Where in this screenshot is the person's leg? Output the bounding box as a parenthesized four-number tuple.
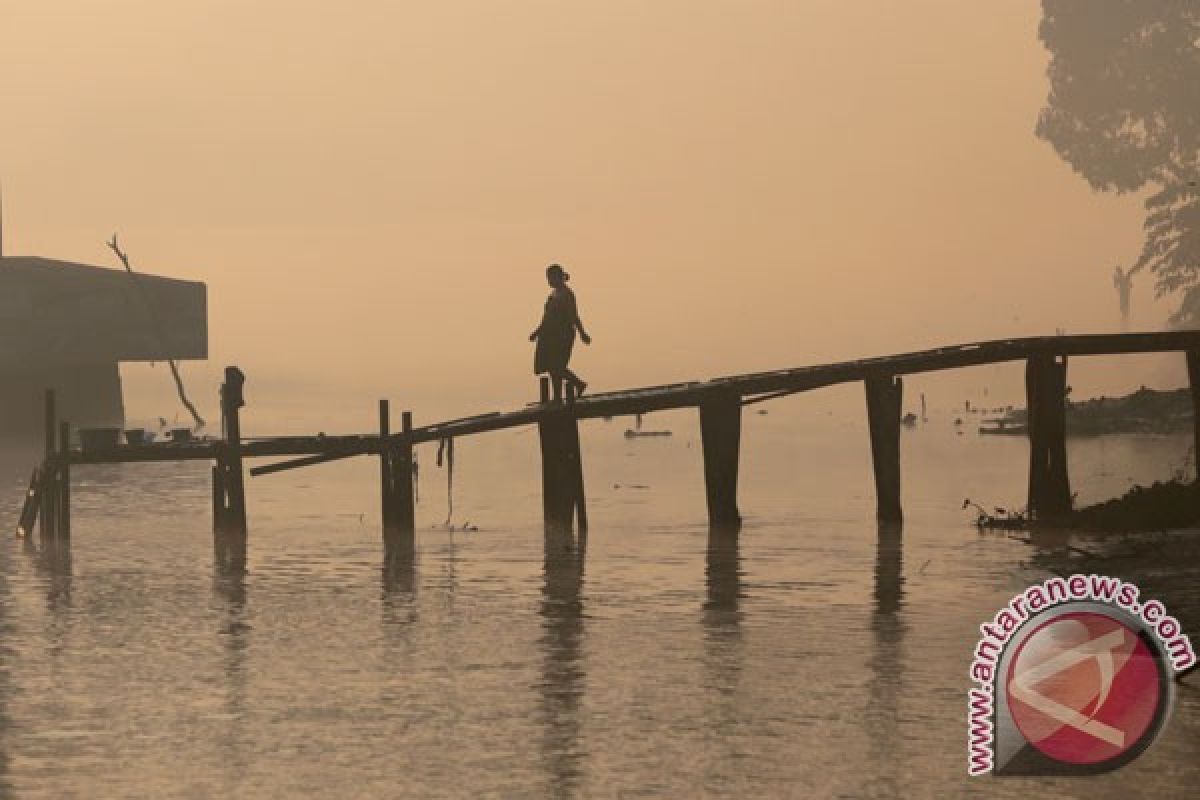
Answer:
(549, 370, 565, 403)
(563, 368, 587, 397)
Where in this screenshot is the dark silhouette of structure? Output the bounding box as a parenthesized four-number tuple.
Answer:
(0, 255, 206, 434)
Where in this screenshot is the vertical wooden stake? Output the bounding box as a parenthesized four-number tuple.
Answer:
(569, 419, 588, 533)
(538, 407, 584, 533)
(864, 375, 903, 523)
(379, 399, 395, 531)
(58, 420, 71, 540)
(220, 367, 248, 535)
(1044, 356, 1071, 517)
(1187, 349, 1200, 479)
(41, 389, 56, 542)
(699, 391, 742, 527)
(1026, 354, 1071, 520)
(392, 411, 416, 537)
(539, 376, 551, 405)
(212, 463, 226, 532)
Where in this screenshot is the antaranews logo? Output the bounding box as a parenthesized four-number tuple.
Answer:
(967, 574, 1196, 776)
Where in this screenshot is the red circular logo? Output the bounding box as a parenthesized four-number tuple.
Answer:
(1006, 611, 1163, 765)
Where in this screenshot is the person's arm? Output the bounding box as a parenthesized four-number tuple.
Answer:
(573, 297, 591, 345)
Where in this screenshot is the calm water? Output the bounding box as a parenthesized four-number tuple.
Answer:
(1, 396, 1198, 798)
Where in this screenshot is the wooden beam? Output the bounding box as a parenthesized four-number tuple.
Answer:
(699, 391, 742, 527)
(864, 375, 903, 523)
(249, 450, 362, 476)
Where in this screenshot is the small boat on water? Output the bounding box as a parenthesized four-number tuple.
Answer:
(625, 412, 671, 439)
(978, 418, 1026, 435)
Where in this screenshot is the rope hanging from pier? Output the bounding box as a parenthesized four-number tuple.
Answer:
(436, 437, 455, 526)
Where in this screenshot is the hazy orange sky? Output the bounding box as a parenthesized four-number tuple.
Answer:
(0, 1, 1179, 425)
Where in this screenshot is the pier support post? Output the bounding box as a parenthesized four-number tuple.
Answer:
(40, 389, 57, 543)
(699, 391, 741, 528)
(388, 411, 416, 538)
(1026, 354, 1071, 521)
(1187, 350, 1200, 479)
(379, 400, 395, 531)
(57, 420, 71, 540)
(864, 375, 904, 523)
(538, 404, 585, 534)
(217, 367, 248, 535)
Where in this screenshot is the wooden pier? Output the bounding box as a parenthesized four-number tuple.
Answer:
(17, 330, 1200, 549)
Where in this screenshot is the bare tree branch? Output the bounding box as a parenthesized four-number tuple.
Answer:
(106, 234, 206, 430)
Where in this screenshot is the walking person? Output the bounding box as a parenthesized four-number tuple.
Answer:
(530, 263, 591, 402)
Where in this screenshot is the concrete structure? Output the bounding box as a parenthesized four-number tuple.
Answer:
(0, 256, 206, 435)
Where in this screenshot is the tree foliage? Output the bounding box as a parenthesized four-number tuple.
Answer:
(1036, 1, 1200, 320)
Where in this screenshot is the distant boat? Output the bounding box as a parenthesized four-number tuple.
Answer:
(978, 419, 1026, 435)
(624, 429, 672, 438)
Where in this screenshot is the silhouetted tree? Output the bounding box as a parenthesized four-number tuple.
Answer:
(1036, 1, 1200, 323)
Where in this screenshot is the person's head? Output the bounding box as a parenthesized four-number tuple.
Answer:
(546, 263, 569, 287)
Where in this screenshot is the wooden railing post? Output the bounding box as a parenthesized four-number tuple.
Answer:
(699, 391, 742, 527)
(864, 375, 903, 523)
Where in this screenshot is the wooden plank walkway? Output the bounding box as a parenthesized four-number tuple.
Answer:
(65, 330, 1200, 459)
(20, 330, 1200, 545)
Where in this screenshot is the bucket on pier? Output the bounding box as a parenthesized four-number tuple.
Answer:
(123, 428, 148, 446)
(168, 428, 193, 443)
(80, 427, 120, 452)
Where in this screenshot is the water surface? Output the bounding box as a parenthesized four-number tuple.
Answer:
(1, 401, 1197, 798)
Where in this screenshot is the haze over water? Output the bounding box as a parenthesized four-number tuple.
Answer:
(4, 0, 1200, 796)
(2, 402, 1198, 797)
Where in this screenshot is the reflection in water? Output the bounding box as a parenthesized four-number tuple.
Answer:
(863, 521, 906, 798)
(701, 522, 744, 789)
(34, 536, 74, 614)
(0, 554, 13, 797)
(382, 531, 418, 626)
(213, 529, 250, 792)
(538, 527, 587, 800)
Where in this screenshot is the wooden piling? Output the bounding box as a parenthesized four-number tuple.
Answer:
(1026, 354, 1071, 520)
(864, 375, 903, 523)
(379, 399, 394, 530)
(1187, 349, 1200, 478)
(219, 367, 248, 535)
(211, 464, 226, 532)
(538, 407, 585, 533)
(699, 391, 742, 527)
(57, 420, 71, 540)
(41, 389, 56, 541)
(390, 411, 416, 537)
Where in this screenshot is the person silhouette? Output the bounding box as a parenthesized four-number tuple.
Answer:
(530, 264, 591, 402)
(1113, 265, 1133, 330)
